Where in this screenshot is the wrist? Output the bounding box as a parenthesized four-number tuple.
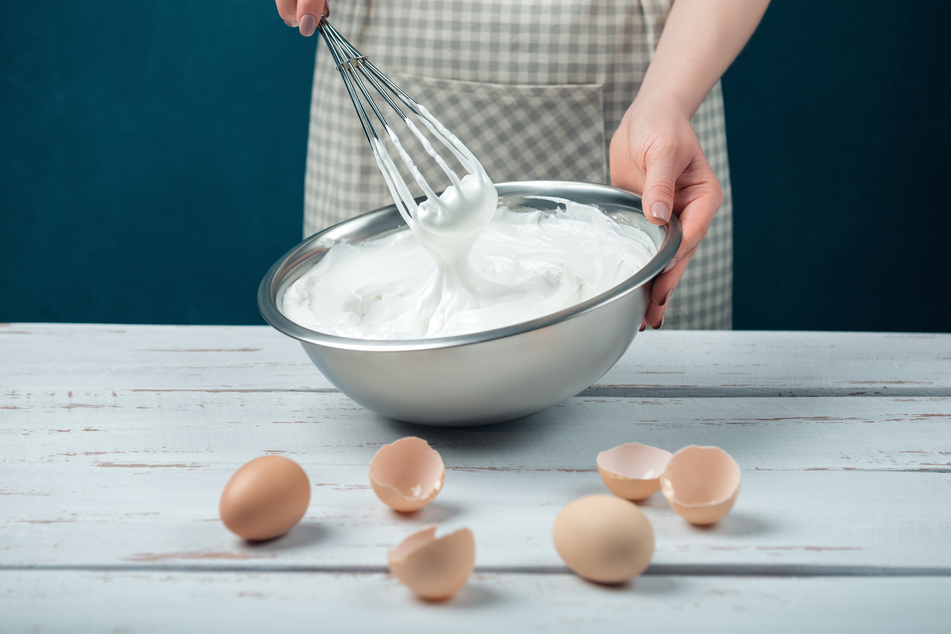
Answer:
(631, 87, 695, 123)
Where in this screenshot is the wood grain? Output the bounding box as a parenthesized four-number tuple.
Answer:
(2, 324, 949, 631)
(3, 323, 950, 396)
(3, 392, 950, 570)
(3, 390, 948, 472)
(2, 464, 950, 570)
(3, 571, 949, 634)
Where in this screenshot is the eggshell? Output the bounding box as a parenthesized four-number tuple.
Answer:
(387, 525, 476, 601)
(219, 455, 311, 541)
(597, 442, 673, 500)
(552, 494, 654, 584)
(660, 445, 741, 525)
(369, 437, 445, 512)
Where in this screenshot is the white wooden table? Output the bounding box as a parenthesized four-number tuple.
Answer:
(2, 323, 950, 632)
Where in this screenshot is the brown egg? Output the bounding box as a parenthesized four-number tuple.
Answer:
(660, 445, 741, 525)
(369, 436, 445, 512)
(552, 494, 654, 584)
(597, 442, 673, 501)
(219, 455, 311, 541)
(387, 525, 476, 601)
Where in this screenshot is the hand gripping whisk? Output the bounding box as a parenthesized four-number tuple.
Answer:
(315, 19, 496, 237)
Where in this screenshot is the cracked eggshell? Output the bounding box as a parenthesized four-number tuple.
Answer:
(552, 494, 655, 584)
(219, 455, 311, 541)
(387, 525, 476, 601)
(369, 436, 445, 512)
(660, 445, 741, 525)
(597, 442, 673, 500)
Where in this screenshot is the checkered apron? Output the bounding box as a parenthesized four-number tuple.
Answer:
(304, 0, 732, 329)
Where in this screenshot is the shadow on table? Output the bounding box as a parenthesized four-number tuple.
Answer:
(244, 522, 326, 550)
(623, 576, 680, 594)
(431, 583, 505, 608)
(373, 407, 570, 454)
(688, 512, 772, 538)
(383, 500, 464, 525)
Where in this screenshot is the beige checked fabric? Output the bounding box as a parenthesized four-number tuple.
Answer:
(304, 0, 732, 329)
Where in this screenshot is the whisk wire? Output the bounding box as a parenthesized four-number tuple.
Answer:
(322, 23, 421, 120)
(315, 18, 487, 224)
(317, 28, 378, 145)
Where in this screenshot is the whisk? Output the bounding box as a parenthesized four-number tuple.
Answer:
(315, 19, 496, 236)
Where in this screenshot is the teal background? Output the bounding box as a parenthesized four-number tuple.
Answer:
(1, 2, 949, 331)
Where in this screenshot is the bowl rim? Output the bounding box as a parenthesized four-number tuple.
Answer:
(257, 180, 682, 353)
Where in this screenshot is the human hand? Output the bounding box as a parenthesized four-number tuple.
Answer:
(609, 96, 723, 330)
(275, 0, 329, 37)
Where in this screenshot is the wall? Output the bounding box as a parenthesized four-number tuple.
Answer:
(1, 2, 314, 325)
(723, 1, 949, 331)
(1, 2, 948, 331)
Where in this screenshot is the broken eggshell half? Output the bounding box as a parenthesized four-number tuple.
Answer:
(660, 445, 741, 525)
(597, 442, 673, 501)
(387, 525, 476, 601)
(369, 436, 445, 512)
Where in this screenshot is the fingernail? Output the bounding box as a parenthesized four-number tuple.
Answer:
(658, 289, 673, 307)
(662, 257, 678, 274)
(656, 315, 666, 330)
(639, 320, 646, 332)
(299, 13, 317, 36)
(284, 19, 294, 27)
(650, 201, 670, 222)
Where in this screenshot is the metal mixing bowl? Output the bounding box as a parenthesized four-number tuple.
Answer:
(258, 181, 681, 426)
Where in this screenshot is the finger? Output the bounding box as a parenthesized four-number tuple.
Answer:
(275, 0, 298, 25)
(645, 248, 697, 329)
(645, 164, 714, 330)
(675, 158, 722, 259)
(651, 246, 695, 306)
(653, 165, 720, 294)
(297, 0, 329, 36)
(644, 300, 666, 330)
(641, 142, 686, 226)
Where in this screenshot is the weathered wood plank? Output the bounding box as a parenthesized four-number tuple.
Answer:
(3, 385, 949, 570)
(3, 324, 950, 396)
(2, 461, 949, 569)
(2, 323, 949, 625)
(2, 571, 948, 634)
(3, 389, 948, 472)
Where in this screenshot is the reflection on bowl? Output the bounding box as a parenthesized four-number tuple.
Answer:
(258, 181, 681, 426)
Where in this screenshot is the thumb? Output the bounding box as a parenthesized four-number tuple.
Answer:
(641, 151, 682, 226)
(297, 0, 329, 36)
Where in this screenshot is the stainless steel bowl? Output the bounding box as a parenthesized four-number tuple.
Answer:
(258, 181, 681, 426)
